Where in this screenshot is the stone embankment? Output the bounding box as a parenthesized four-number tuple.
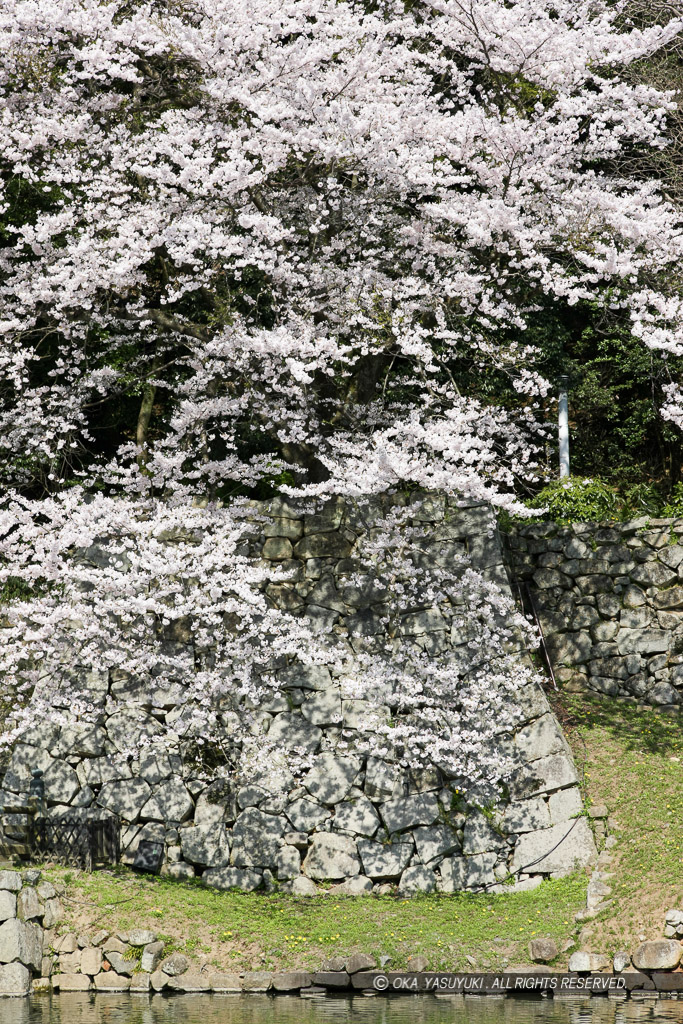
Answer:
(0, 868, 62, 996)
(0, 498, 596, 895)
(508, 517, 683, 707)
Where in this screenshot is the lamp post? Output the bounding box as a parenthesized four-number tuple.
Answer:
(558, 374, 570, 479)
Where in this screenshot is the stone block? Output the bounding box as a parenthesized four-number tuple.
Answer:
(194, 779, 237, 827)
(529, 938, 558, 963)
(328, 876, 373, 895)
(548, 788, 583, 824)
(160, 952, 189, 976)
(568, 951, 610, 972)
(300, 689, 342, 726)
(42, 900, 62, 929)
(0, 873, 21, 894)
(81, 947, 102, 976)
(54, 973, 90, 992)
(167, 971, 211, 992)
(140, 941, 164, 973)
(140, 776, 194, 823)
(16, 888, 40, 922)
(286, 798, 330, 833)
(94, 973, 131, 991)
(242, 971, 273, 991)
(209, 972, 243, 991)
(262, 538, 294, 561)
(130, 972, 151, 992)
(0, 919, 42, 971)
(303, 834, 360, 880)
(333, 796, 380, 838)
(0, 893, 16, 924)
(267, 714, 322, 755)
(509, 753, 579, 799)
(180, 824, 230, 868)
(272, 971, 311, 991)
(397, 865, 437, 894)
(413, 824, 461, 863)
(502, 797, 551, 834)
(276, 847, 301, 880)
(99, 778, 152, 823)
(462, 811, 505, 854)
(357, 839, 413, 879)
(632, 940, 682, 970)
(380, 793, 439, 834)
(231, 808, 288, 868)
(438, 853, 496, 891)
(630, 563, 678, 588)
(303, 753, 360, 805)
(202, 867, 262, 891)
(617, 629, 671, 655)
(510, 818, 597, 875)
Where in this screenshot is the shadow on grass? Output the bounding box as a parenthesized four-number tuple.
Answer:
(551, 690, 682, 757)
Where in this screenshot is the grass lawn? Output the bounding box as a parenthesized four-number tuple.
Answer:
(554, 692, 683, 955)
(42, 866, 587, 973)
(40, 690, 682, 972)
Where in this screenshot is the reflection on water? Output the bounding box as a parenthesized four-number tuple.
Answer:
(0, 994, 682, 1024)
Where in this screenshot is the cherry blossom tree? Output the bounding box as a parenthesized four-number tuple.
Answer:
(0, 0, 682, 793)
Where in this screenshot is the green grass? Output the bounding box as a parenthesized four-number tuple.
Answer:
(554, 692, 683, 954)
(43, 866, 587, 973)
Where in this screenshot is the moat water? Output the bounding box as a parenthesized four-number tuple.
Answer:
(2, 993, 683, 1024)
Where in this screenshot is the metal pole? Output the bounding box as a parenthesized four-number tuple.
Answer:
(558, 375, 570, 479)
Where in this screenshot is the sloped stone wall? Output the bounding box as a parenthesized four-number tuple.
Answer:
(0, 499, 596, 893)
(508, 517, 683, 707)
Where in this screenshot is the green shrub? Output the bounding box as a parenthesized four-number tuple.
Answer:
(526, 477, 621, 524)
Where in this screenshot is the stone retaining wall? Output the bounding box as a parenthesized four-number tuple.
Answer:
(0, 498, 597, 893)
(507, 517, 683, 707)
(0, 868, 62, 996)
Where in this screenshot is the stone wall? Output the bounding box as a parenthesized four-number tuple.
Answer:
(0, 498, 597, 893)
(0, 868, 61, 997)
(507, 517, 683, 707)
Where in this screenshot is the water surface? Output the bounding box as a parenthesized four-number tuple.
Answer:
(2, 993, 683, 1024)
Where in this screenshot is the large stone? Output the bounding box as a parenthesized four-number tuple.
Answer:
(515, 714, 567, 762)
(632, 939, 682, 970)
(617, 629, 671, 655)
(0, 962, 29, 996)
(502, 797, 551, 834)
(180, 824, 230, 868)
(286, 798, 330, 833)
(303, 834, 360, 880)
(0, 919, 42, 971)
(510, 818, 597, 875)
(529, 938, 558, 964)
(94, 973, 131, 991)
(161, 953, 189, 976)
(141, 941, 164, 973)
(414, 824, 461, 863)
(54, 973, 91, 992)
(545, 632, 592, 666)
(242, 971, 273, 992)
(140, 776, 194, 823)
(568, 951, 611, 972)
(328, 876, 374, 896)
(0, 894, 16, 923)
(272, 971, 312, 991)
(106, 709, 162, 753)
(209, 972, 243, 991)
(99, 778, 152, 823)
(462, 811, 506, 854)
(630, 563, 678, 588)
(276, 847, 301, 880)
(167, 971, 211, 992)
(439, 853, 496, 891)
(290, 877, 319, 895)
(509, 753, 579, 799)
(81, 756, 131, 788)
(364, 758, 402, 800)
(334, 796, 380, 838)
(0, 874, 21, 894)
(42, 760, 80, 805)
(4, 744, 53, 793)
(654, 586, 683, 611)
(357, 839, 413, 879)
(202, 867, 262, 891)
(548, 788, 583, 824)
(81, 947, 103, 976)
(303, 753, 360, 805)
(267, 714, 322, 754)
(16, 888, 40, 921)
(294, 534, 353, 559)
(194, 779, 237, 827)
(231, 808, 288, 868)
(105, 951, 132, 976)
(59, 723, 106, 758)
(397, 865, 437, 895)
(380, 793, 439, 834)
(300, 690, 342, 726)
